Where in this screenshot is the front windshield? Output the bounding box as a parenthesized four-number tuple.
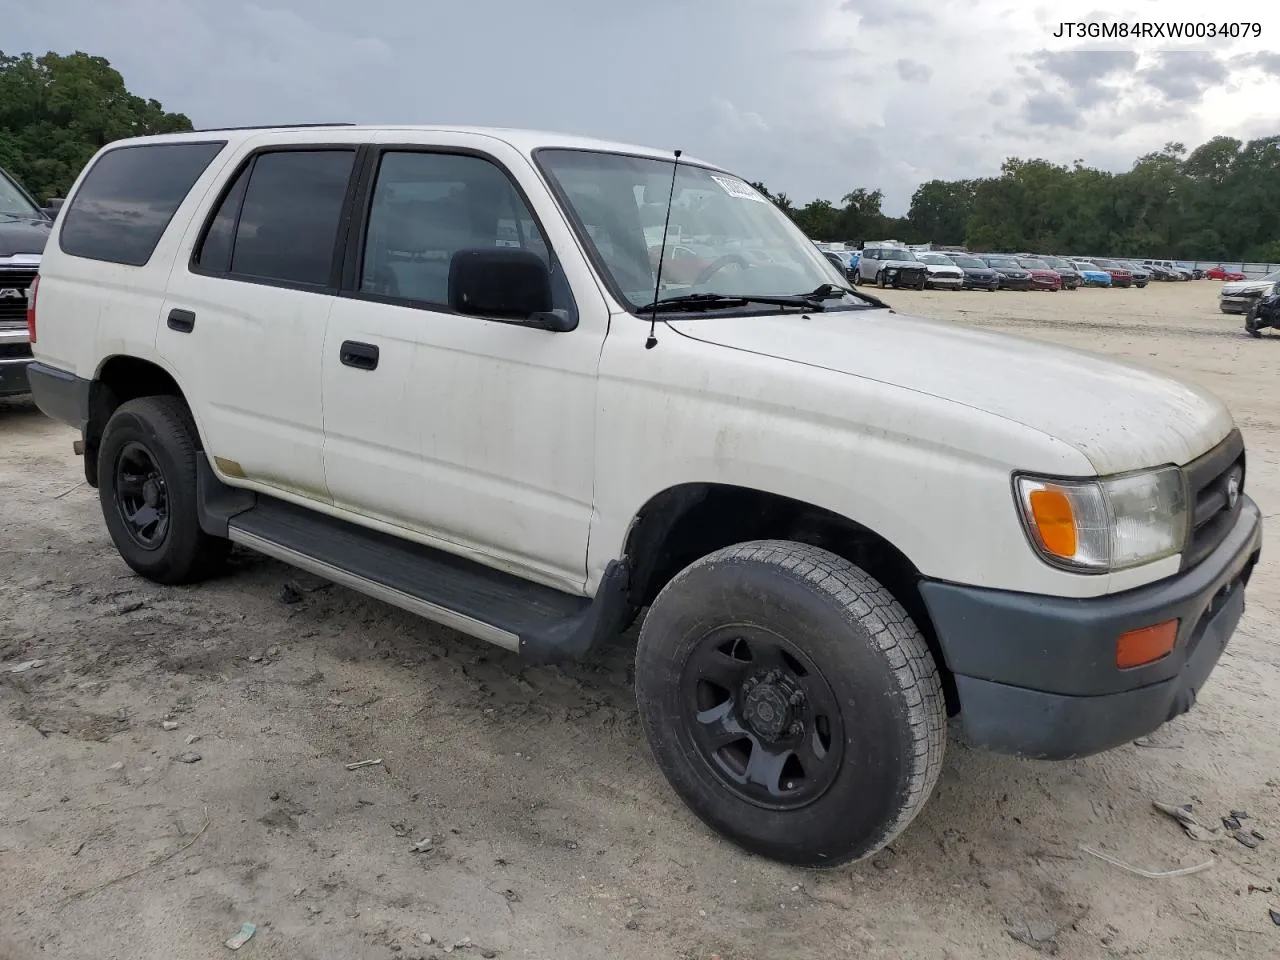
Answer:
(951, 256, 985, 268)
(918, 253, 953, 265)
(1261, 269, 1280, 283)
(1018, 258, 1049, 269)
(1093, 259, 1120, 269)
(985, 256, 1019, 269)
(537, 149, 847, 308)
(1042, 257, 1071, 269)
(0, 169, 42, 219)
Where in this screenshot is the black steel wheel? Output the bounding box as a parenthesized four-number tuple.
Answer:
(682, 625, 845, 811)
(636, 540, 946, 867)
(112, 441, 172, 550)
(98, 396, 231, 584)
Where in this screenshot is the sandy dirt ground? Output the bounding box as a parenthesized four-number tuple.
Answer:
(2, 281, 1278, 960)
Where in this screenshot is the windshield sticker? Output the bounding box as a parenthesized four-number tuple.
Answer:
(710, 175, 768, 202)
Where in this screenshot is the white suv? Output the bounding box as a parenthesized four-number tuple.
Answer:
(26, 125, 1263, 867)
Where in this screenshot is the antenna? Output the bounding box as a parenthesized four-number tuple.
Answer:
(646, 149, 682, 350)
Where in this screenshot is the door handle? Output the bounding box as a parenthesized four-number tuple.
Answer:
(340, 340, 379, 370)
(167, 308, 196, 333)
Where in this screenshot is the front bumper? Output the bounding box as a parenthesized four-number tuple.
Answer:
(1220, 295, 1257, 314)
(1029, 276, 1061, 291)
(963, 274, 1000, 290)
(926, 275, 964, 288)
(919, 496, 1262, 760)
(998, 276, 1033, 290)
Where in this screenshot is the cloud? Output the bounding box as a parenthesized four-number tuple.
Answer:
(839, 0, 932, 27)
(895, 59, 932, 83)
(1028, 49, 1138, 106)
(1138, 51, 1229, 104)
(1232, 51, 1280, 80)
(1022, 92, 1082, 128)
(2, 0, 1274, 218)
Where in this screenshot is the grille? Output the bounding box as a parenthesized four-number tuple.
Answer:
(1182, 429, 1245, 570)
(0, 267, 37, 324)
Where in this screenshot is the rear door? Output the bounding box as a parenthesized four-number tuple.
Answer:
(159, 132, 369, 503)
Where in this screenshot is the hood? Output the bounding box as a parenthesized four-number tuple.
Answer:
(674, 309, 1233, 475)
(1222, 278, 1274, 295)
(881, 258, 924, 269)
(1026, 269, 1059, 279)
(962, 266, 997, 276)
(0, 215, 51, 257)
(924, 264, 962, 274)
(991, 267, 1029, 278)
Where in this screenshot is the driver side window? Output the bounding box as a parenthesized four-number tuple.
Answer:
(359, 150, 573, 317)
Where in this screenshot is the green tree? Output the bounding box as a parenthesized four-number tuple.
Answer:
(0, 50, 193, 201)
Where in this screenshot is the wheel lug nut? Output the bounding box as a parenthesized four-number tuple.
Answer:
(789, 691, 805, 706)
(788, 721, 804, 737)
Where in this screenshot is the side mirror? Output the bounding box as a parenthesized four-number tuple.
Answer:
(448, 248, 572, 331)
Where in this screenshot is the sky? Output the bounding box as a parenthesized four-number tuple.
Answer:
(5, 0, 1278, 215)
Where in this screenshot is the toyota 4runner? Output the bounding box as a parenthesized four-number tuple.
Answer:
(26, 125, 1263, 867)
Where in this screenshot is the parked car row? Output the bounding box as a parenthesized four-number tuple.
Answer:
(816, 241, 1273, 295)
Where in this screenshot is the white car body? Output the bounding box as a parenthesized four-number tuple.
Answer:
(1220, 271, 1280, 314)
(28, 125, 1243, 601)
(23, 128, 1262, 851)
(915, 253, 965, 288)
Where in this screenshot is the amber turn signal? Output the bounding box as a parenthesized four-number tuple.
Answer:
(1115, 620, 1178, 669)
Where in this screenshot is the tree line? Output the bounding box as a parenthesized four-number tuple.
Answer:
(0, 50, 192, 203)
(755, 137, 1280, 262)
(2, 49, 1276, 262)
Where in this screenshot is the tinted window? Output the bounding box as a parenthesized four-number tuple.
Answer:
(359, 151, 569, 313)
(228, 150, 355, 286)
(59, 141, 225, 266)
(192, 164, 251, 273)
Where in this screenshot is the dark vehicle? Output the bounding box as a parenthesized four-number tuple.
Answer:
(1118, 261, 1151, 287)
(1087, 259, 1133, 288)
(981, 254, 1033, 290)
(0, 166, 52, 397)
(946, 254, 1000, 290)
(821, 250, 857, 280)
(1015, 257, 1063, 291)
(1145, 263, 1179, 281)
(1035, 256, 1082, 289)
(1245, 281, 1280, 338)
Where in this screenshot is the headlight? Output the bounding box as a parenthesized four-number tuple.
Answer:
(1014, 467, 1188, 572)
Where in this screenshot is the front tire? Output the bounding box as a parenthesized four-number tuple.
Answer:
(98, 396, 231, 585)
(634, 540, 946, 867)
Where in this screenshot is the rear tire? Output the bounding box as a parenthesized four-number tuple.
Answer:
(98, 396, 231, 585)
(634, 540, 946, 867)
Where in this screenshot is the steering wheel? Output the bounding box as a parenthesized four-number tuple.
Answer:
(693, 254, 750, 287)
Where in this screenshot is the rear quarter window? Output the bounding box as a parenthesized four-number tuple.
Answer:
(58, 141, 226, 266)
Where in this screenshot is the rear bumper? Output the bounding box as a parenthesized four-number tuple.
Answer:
(26, 361, 91, 429)
(920, 497, 1262, 760)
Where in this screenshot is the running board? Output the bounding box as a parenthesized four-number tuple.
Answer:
(198, 457, 633, 663)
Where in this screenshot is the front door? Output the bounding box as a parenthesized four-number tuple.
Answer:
(320, 136, 607, 592)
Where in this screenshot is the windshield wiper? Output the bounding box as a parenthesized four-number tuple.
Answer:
(802, 283, 888, 309)
(638, 292, 825, 314)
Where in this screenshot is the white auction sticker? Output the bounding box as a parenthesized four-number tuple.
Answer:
(710, 175, 767, 202)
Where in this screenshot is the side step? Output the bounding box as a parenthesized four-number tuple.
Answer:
(197, 456, 633, 663)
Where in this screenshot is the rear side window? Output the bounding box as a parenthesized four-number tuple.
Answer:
(192, 149, 356, 288)
(58, 141, 226, 266)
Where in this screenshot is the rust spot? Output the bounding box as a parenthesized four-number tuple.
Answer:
(213, 456, 246, 479)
